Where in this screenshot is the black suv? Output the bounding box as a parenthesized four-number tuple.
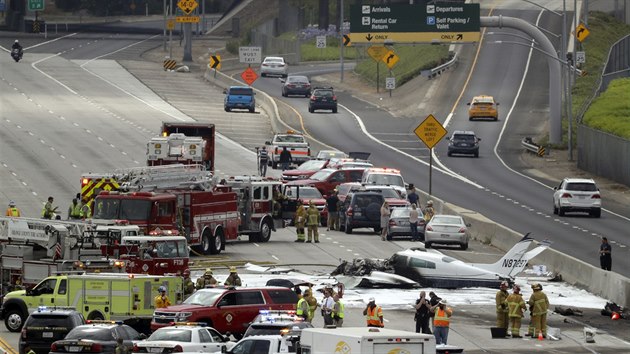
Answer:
(339, 191, 385, 234)
(447, 130, 481, 157)
(308, 87, 338, 113)
(244, 310, 313, 338)
(19, 307, 85, 354)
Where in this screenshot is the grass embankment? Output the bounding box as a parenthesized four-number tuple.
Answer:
(582, 78, 630, 137)
(552, 11, 630, 146)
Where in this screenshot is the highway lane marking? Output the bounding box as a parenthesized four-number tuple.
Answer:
(31, 52, 79, 95)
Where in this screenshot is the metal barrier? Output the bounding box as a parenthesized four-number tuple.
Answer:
(427, 50, 458, 79)
(521, 137, 546, 157)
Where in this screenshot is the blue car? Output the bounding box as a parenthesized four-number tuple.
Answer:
(224, 86, 256, 113)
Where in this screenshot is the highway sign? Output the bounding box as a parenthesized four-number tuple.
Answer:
(210, 55, 221, 70)
(241, 67, 258, 86)
(350, 3, 480, 44)
(575, 23, 590, 42)
(414, 114, 447, 149)
(367, 46, 388, 61)
(316, 36, 327, 49)
(28, 0, 44, 11)
(385, 77, 396, 90)
(177, 0, 198, 15)
(382, 50, 399, 69)
(239, 46, 262, 64)
(176, 16, 200, 23)
(166, 19, 175, 30)
(576, 51, 586, 64)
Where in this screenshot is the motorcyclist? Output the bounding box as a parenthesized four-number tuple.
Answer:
(12, 40, 22, 51)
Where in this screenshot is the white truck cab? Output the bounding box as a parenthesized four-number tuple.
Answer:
(360, 167, 407, 198)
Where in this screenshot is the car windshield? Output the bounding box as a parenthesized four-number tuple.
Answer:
(391, 208, 411, 218)
(26, 314, 71, 327)
(183, 289, 224, 306)
(287, 76, 308, 84)
(65, 327, 114, 341)
(295, 160, 326, 171)
(229, 88, 253, 96)
(309, 169, 334, 181)
(566, 182, 597, 191)
(275, 135, 306, 143)
(315, 90, 333, 97)
(453, 134, 475, 142)
(431, 216, 462, 225)
(365, 174, 404, 188)
(337, 183, 360, 196)
(264, 58, 284, 64)
(368, 188, 401, 198)
(148, 328, 192, 342)
(284, 187, 322, 199)
(317, 151, 346, 159)
(473, 97, 494, 104)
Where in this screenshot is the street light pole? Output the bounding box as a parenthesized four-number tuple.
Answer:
(340, 0, 344, 83)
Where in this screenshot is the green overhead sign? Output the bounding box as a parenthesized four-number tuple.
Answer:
(350, 3, 480, 32)
(28, 0, 45, 11)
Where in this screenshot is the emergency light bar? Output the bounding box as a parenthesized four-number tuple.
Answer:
(86, 320, 123, 325)
(169, 322, 208, 327)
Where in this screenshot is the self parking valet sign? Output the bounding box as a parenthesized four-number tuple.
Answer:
(349, 3, 480, 44)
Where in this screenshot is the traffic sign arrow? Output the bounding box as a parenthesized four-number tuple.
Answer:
(457, 34, 463, 40)
(382, 50, 399, 69)
(343, 34, 351, 46)
(386, 54, 394, 63)
(210, 55, 221, 70)
(366, 33, 373, 41)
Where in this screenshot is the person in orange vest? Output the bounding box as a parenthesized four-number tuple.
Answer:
(431, 298, 453, 345)
(5, 201, 21, 217)
(363, 297, 384, 327)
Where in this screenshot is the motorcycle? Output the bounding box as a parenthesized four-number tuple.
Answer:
(11, 48, 23, 62)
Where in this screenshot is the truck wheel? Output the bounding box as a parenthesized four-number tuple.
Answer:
(4, 308, 25, 332)
(210, 229, 223, 255)
(225, 107, 231, 112)
(88, 311, 105, 321)
(199, 229, 212, 255)
(258, 219, 272, 242)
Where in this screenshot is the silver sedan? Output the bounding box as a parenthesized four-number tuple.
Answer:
(424, 214, 470, 250)
(387, 207, 425, 240)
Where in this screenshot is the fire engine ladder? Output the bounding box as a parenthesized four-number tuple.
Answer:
(114, 164, 214, 191)
(0, 217, 94, 244)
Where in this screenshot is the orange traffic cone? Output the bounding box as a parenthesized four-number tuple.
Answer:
(538, 331, 544, 341)
(611, 311, 620, 320)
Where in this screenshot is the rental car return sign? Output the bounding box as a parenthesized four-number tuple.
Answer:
(349, 3, 480, 44)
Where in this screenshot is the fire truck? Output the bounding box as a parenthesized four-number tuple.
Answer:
(151, 122, 215, 171)
(91, 165, 284, 255)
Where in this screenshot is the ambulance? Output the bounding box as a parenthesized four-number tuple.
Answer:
(0, 273, 182, 333)
(299, 327, 435, 354)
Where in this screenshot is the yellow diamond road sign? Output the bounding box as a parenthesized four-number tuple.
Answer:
(575, 23, 590, 43)
(367, 46, 389, 62)
(178, 0, 198, 15)
(414, 114, 447, 149)
(382, 50, 399, 69)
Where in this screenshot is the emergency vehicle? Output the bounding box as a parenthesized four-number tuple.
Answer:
(265, 130, 311, 169)
(116, 235, 190, 275)
(299, 327, 436, 354)
(0, 273, 183, 333)
(150, 122, 215, 171)
(0, 217, 137, 290)
(361, 167, 407, 198)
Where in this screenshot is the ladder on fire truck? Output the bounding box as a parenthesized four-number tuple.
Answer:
(114, 164, 213, 191)
(0, 216, 94, 246)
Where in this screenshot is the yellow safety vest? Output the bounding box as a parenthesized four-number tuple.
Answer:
(366, 306, 383, 326)
(6, 207, 20, 217)
(297, 298, 307, 316)
(333, 301, 345, 319)
(80, 204, 91, 218)
(69, 204, 81, 218)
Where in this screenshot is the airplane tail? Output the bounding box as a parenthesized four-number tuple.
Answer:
(473, 233, 551, 278)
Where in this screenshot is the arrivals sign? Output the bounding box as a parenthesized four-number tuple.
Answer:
(349, 3, 480, 44)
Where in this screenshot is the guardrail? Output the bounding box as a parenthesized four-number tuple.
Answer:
(426, 50, 458, 79)
(521, 137, 546, 157)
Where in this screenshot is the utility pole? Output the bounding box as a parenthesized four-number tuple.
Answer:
(340, 0, 344, 82)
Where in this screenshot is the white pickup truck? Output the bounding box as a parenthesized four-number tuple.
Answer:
(212, 334, 297, 354)
(265, 130, 311, 169)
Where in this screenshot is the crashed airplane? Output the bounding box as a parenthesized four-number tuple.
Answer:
(333, 234, 551, 289)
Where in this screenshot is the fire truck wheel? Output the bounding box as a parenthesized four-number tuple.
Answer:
(209, 229, 223, 255)
(88, 311, 105, 321)
(258, 220, 272, 243)
(4, 308, 24, 332)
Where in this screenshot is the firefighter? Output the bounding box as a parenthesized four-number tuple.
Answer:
(68, 198, 82, 220)
(296, 290, 309, 321)
(155, 286, 171, 308)
(224, 266, 242, 286)
(423, 200, 435, 222)
(507, 285, 527, 338)
(196, 268, 218, 289)
(5, 201, 21, 217)
(294, 200, 306, 242)
(495, 281, 509, 333)
(332, 294, 345, 327)
(527, 283, 549, 338)
(80, 199, 91, 219)
(272, 186, 287, 218)
(41, 196, 58, 219)
(306, 200, 320, 243)
(183, 269, 195, 298)
(304, 288, 318, 323)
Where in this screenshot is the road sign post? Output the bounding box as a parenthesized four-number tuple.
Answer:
(385, 76, 395, 97)
(367, 46, 389, 93)
(239, 47, 262, 64)
(241, 67, 258, 86)
(414, 114, 447, 196)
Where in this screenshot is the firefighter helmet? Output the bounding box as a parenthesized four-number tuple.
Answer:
(183, 269, 190, 277)
(8, 200, 16, 207)
(229, 266, 237, 273)
(204, 268, 213, 275)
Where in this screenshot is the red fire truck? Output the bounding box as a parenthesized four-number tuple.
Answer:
(91, 166, 284, 255)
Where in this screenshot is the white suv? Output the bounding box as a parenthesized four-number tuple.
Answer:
(553, 178, 601, 218)
(361, 168, 406, 198)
